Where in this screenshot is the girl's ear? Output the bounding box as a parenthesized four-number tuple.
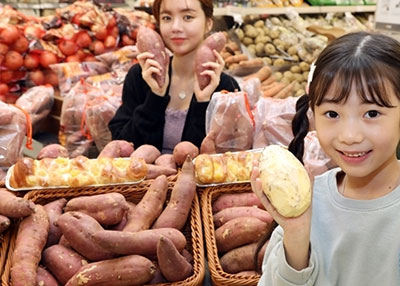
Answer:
(205, 17, 213, 34)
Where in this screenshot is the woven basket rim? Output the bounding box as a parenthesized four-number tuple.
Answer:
(201, 183, 261, 286)
(0, 226, 12, 279)
(2, 180, 204, 286)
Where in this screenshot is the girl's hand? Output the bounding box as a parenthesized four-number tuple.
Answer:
(194, 50, 225, 102)
(137, 52, 169, 96)
(250, 160, 313, 270)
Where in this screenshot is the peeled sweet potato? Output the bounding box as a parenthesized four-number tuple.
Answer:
(194, 32, 226, 90)
(131, 144, 161, 164)
(37, 266, 60, 286)
(123, 175, 168, 232)
(173, 141, 199, 166)
(152, 156, 196, 230)
(212, 192, 264, 214)
(11, 205, 50, 286)
(215, 217, 267, 253)
(155, 154, 177, 170)
(157, 236, 193, 282)
(43, 198, 67, 247)
(64, 193, 129, 226)
(97, 140, 134, 158)
(37, 144, 69, 160)
(42, 244, 88, 285)
(56, 211, 114, 261)
(0, 188, 35, 218)
(136, 26, 168, 88)
(92, 228, 186, 257)
(65, 255, 156, 286)
(213, 206, 274, 228)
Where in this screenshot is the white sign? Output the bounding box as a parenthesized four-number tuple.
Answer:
(375, 0, 400, 32)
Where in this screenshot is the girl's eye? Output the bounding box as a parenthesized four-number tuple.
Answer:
(183, 15, 194, 20)
(161, 15, 171, 21)
(325, 110, 339, 118)
(365, 110, 380, 118)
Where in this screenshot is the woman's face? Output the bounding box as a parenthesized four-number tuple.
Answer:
(159, 0, 213, 56)
(314, 80, 400, 179)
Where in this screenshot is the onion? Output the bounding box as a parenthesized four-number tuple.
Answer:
(4, 51, 24, 71)
(59, 39, 78, 56)
(44, 70, 59, 86)
(0, 83, 9, 95)
(0, 43, 8, 55)
(65, 54, 81, 63)
(24, 53, 40, 70)
(93, 25, 108, 41)
(90, 40, 105, 55)
(84, 54, 97, 62)
(0, 70, 14, 83)
(104, 35, 116, 49)
(12, 36, 30, 54)
(0, 25, 20, 45)
(24, 26, 43, 39)
(40, 51, 58, 68)
(76, 31, 92, 48)
(122, 34, 134, 46)
(30, 69, 45, 85)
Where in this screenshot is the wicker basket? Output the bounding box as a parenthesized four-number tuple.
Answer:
(0, 226, 13, 278)
(2, 180, 205, 286)
(202, 183, 261, 286)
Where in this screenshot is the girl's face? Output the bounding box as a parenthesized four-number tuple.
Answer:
(314, 81, 400, 179)
(159, 0, 213, 56)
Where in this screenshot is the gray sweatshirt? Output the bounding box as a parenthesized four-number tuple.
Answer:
(258, 168, 400, 286)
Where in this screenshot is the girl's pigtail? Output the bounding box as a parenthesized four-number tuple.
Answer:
(288, 94, 310, 164)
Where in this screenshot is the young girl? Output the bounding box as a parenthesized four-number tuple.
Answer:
(108, 0, 240, 153)
(252, 31, 400, 285)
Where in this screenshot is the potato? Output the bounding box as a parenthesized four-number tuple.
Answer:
(97, 140, 134, 158)
(213, 206, 274, 228)
(173, 141, 199, 166)
(215, 217, 268, 252)
(123, 175, 168, 232)
(37, 144, 69, 160)
(130, 144, 161, 164)
(43, 198, 67, 247)
(93, 228, 186, 257)
(195, 32, 226, 90)
(136, 26, 168, 88)
(299, 61, 311, 72)
(264, 43, 276, 55)
(42, 244, 88, 285)
(65, 255, 156, 286)
(11, 205, 49, 286)
(64, 193, 129, 226)
(212, 192, 264, 213)
(152, 157, 196, 230)
(157, 236, 193, 282)
(259, 145, 311, 217)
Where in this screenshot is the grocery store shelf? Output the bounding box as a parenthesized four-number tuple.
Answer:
(0, 2, 128, 10)
(214, 4, 376, 16)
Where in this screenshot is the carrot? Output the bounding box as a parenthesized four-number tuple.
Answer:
(254, 65, 272, 82)
(261, 75, 275, 86)
(274, 81, 296, 99)
(262, 82, 287, 97)
(261, 82, 278, 91)
(225, 54, 248, 65)
(239, 58, 264, 68)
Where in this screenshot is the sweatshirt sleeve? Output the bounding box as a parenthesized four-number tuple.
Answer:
(108, 64, 169, 149)
(258, 226, 318, 286)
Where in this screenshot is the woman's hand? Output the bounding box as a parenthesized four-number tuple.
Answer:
(250, 160, 313, 270)
(194, 50, 225, 102)
(137, 52, 169, 96)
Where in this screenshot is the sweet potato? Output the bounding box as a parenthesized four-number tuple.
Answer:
(130, 144, 161, 164)
(123, 175, 168, 232)
(11, 205, 50, 286)
(154, 154, 177, 170)
(56, 211, 114, 261)
(42, 244, 88, 285)
(146, 164, 177, 179)
(148, 267, 167, 284)
(65, 255, 156, 286)
(152, 156, 196, 230)
(215, 217, 268, 253)
(97, 140, 134, 158)
(157, 236, 193, 282)
(0, 214, 10, 234)
(173, 141, 199, 166)
(136, 26, 168, 88)
(0, 188, 35, 218)
(109, 201, 136, 231)
(37, 144, 69, 160)
(212, 192, 264, 213)
(200, 131, 217, 154)
(64, 193, 129, 226)
(195, 32, 226, 90)
(43, 198, 67, 247)
(58, 235, 71, 249)
(37, 266, 60, 286)
(213, 206, 274, 228)
(92, 228, 186, 257)
(219, 241, 268, 274)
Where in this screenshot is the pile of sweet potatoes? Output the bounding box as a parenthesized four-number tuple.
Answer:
(211, 191, 276, 275)
(8, 159, 197, 286)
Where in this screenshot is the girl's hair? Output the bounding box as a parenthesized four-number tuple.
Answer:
(255, 32, 400, 273)
(289, 31, 400, 162)
(152, 0, 214, 26)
